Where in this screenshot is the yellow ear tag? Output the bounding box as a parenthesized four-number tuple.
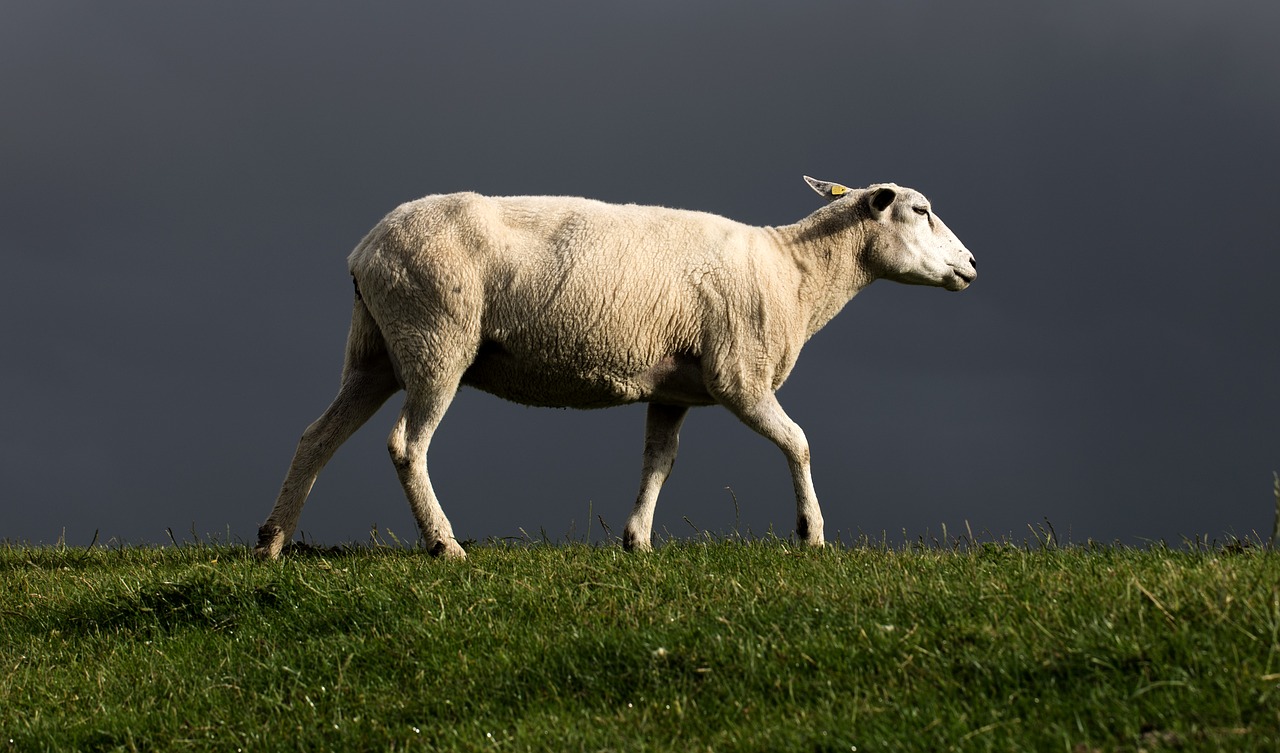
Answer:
(830, 184, 848, 196)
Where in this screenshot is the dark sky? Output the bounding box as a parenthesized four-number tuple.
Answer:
(4, 2, 1278, 548)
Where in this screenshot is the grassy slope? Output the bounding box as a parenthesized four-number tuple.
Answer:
(1, 541, 1278, 752)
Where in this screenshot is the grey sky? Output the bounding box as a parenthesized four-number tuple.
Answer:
(3, 2, 1278, 547)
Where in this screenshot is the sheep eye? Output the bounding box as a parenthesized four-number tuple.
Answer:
(912, 206, 929, 216)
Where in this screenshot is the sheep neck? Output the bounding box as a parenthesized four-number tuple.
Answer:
(768, 209, 876, 341)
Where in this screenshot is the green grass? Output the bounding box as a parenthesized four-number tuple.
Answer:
(2, 538, 1278, 751)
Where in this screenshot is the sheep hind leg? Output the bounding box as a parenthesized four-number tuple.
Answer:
(387, 376, 468, 560)
(255, 367, 399, 559)
(725, 393, 824, 547)
(623, 403, 689, 552)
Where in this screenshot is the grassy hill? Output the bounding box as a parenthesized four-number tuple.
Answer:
(2, 538, 1278, 751)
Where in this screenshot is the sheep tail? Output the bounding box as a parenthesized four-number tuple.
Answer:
(341, 276, 391, 378)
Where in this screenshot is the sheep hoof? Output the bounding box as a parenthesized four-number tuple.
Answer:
(429, 538, 468, 560)
(254, 525, 285, 560)
(622, 530, 653, 553)
(797, 515, 825, 548)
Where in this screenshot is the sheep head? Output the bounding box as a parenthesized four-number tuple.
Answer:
(804, 176, 977, 292)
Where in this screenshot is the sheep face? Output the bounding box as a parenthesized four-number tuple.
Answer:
(864, 185, 976, 291)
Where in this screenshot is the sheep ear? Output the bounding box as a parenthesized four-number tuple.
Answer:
(868, 186, 897, 217)
(803, 176, 852, 202)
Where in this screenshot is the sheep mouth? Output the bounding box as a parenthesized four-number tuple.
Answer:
(952, 268, 976, 288)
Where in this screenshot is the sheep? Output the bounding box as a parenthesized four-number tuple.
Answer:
(254, 177, 977, 560)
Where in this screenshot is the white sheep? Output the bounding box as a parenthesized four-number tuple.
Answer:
(255, 177, 977, 559)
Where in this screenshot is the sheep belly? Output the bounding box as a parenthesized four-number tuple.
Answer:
(462, 345, 713, 409)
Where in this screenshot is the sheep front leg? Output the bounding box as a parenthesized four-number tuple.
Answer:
(728, 393, 824, 547)
(623, 403, 689, 551)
